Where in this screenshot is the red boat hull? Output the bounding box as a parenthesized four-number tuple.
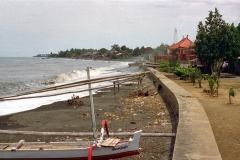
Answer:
(0, 150, 139, 160)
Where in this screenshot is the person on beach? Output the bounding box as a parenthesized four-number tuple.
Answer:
(137, 76, 142, 85)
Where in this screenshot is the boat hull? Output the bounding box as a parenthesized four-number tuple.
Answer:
(0, 130, 142, 160)
(0, 151, 139, 160)
(144, 62, 159, 68)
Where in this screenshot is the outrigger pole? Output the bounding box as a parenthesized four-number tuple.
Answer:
(0, 71, 149, 100)
(87, 67, 97, 142)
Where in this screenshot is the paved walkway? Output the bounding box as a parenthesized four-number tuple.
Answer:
(147, 67, 222, 160)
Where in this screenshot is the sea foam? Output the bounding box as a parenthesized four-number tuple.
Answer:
(0, 59, 136, 116)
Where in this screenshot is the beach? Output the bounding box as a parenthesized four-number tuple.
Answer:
(2, 67, 239, 159)
(0, 75, 176, 160)
(0, 57, 143, 116)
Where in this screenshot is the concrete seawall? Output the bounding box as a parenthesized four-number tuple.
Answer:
(146, 67, 222, 160)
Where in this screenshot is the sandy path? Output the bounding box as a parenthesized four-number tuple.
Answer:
(165, 73, 240, 160)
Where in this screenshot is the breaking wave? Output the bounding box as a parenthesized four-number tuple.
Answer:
(43, 70, 85, 85)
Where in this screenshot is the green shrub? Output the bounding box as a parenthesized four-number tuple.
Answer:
(172, 67, 185, 77)
(187, 68, 201, 85)
(158, 58, 180, 73)
(229, 87, 236, 97)
(172, 67, 202, 85)
(169, 58, 180, 68)
(158, 60, 171, 72)
(204, 74, 219, 97)
(229, 87, 236, 104)
(197, 72, 206, 88)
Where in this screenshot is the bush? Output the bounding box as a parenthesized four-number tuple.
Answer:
(172, 67, 185, 77)
(172, 67, 202, 85)
(204, 74, 220, 97)
(158, 60, 171, 72)
(229, 87, 236, 104)
(229, 87, 236, 97)
(169, 58, 179, 67)
(187, 68, 201, 85)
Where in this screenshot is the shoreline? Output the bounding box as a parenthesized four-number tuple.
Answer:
(0, 75, 176, 159)
(0, 58, 143, 117)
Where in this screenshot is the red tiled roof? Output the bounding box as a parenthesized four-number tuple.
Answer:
(168, 35, 194, 49)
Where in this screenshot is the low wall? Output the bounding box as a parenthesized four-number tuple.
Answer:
(146, 67, 222, 160)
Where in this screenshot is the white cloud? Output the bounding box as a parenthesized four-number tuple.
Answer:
(0, 0, 239, 57)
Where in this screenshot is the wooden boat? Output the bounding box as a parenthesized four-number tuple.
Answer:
(144, 62, 159, 68)
(0, 128, 142, 160)
(0, 67, 142, 160)
(128, 61, 142, 67)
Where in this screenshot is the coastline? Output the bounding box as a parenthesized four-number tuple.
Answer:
(0, 57, 143, 116)
(0, 75, 176, 159)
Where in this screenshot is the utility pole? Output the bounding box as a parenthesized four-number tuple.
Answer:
(87, 67, 97, 142)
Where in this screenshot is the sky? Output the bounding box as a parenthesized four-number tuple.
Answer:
(0, 0, 240, 57)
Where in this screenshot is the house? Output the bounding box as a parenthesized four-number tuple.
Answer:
(115, 52, 125, 58)
(141, 47, 154, 55)
(108, 49, 126, 58)
(92, 51, 104, 59)
(154, 54, 171, 63)
(81, 52, 93, 59)
(168, 35, 195, 63)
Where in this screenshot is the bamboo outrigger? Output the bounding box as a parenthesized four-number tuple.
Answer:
(0, 71, 150, 101)
(0, 68, 146, 160)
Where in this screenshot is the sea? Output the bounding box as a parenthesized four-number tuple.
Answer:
(0, 57, 143, 116)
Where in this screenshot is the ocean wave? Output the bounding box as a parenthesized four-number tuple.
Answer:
(43, 70, 85, 84)
(0, 81, 41, 97)
(43, 65, 124, 85)
(0, 58, 137, 116)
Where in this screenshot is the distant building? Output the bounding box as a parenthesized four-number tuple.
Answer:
(154, 35, 195, 64)
(141, 47, 154, 55)
(154, 54, 170, 63)
(168, 35, 195, 63)
(109, 49, 126, 58)
(81, 52, 93, 59)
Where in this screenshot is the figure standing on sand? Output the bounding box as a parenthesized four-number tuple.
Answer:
(137, 76, 142, 85)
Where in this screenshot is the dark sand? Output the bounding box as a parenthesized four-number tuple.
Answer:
(0, 76, 177, 160)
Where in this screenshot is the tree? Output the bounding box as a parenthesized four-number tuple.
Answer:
(99, 48, 108, 54)
(132, 47, 140, 56)
(120, 45, 133, 57)
(121, 45, 127, 51)
(140, 46, 145, 52)
(111, 44, 120, 52)
(195, 8, 240, 74)
(154, 43, 168, 55)
(236, 23, 240, 39)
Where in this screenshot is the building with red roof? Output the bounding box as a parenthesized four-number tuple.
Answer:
(168, 35, 194, 50)
(167, 35, 195, 63)
(154, 35, 195, 63)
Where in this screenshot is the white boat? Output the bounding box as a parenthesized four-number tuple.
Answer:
(144, 62, 159, 68)
(0, 67, 142, 160)
(0, 129, 142, 160)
